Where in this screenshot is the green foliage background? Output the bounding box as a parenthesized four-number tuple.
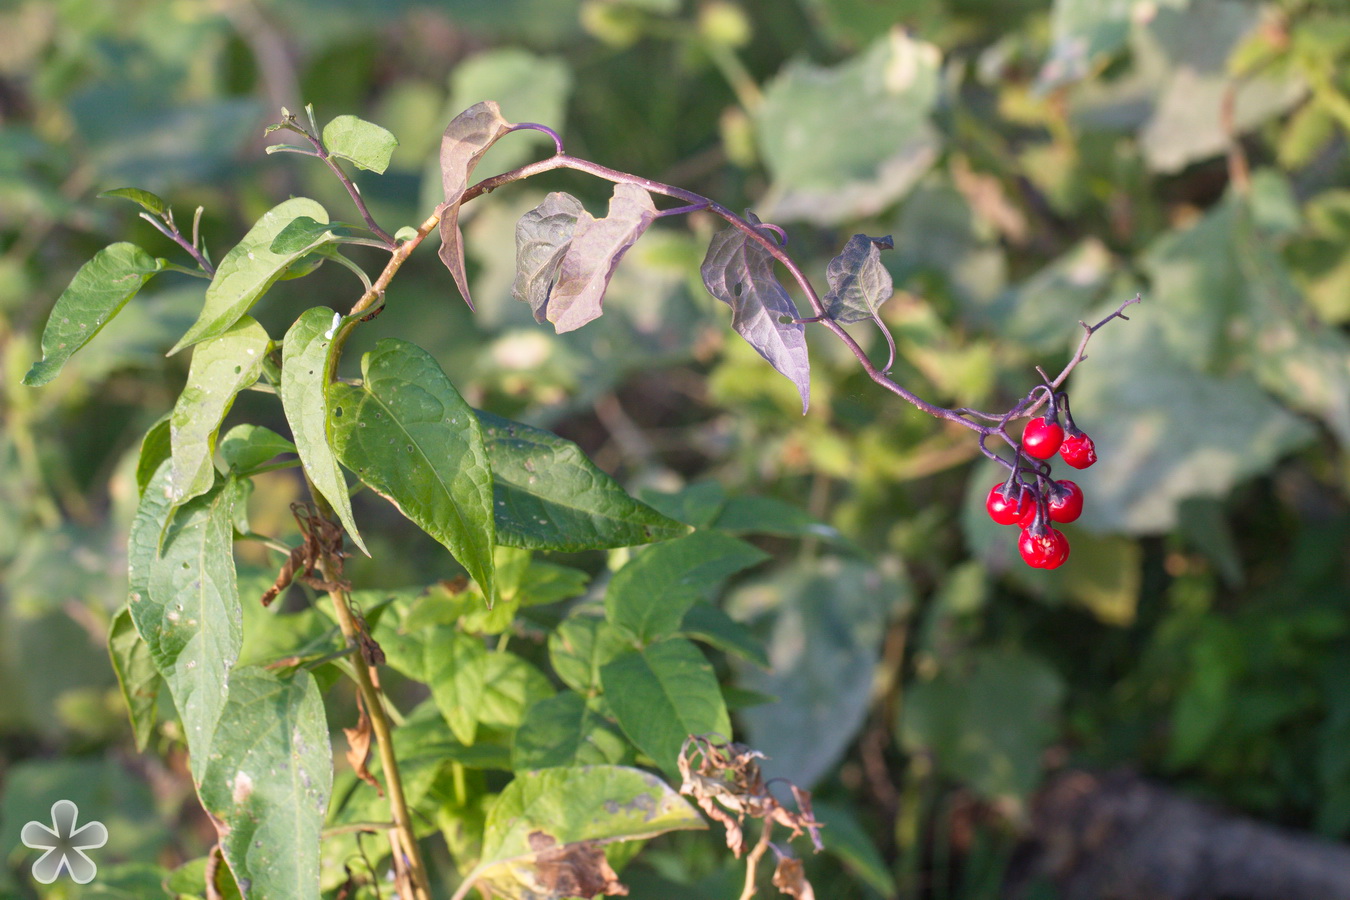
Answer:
(1, 0, 1348, 897)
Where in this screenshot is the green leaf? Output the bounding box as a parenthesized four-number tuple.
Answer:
(280, 306, 367, 556)
(198, 666, 331, 900)
(472, 766, 704, 897)
(512, 693, 629, 770)
(380, 624, 489, 744)
(1038, 0, 1146, 88)
(107, 606, 162, 752)
(478, 651, 555, 731)
(823, 234, 894, 324)
(678, 602, 768, 668)
(135, 414, 172, 497)
(218, 424, 297, 474)
(23, 242, 164, 386)
(812, 801, 898, 898)
(129, 464, 245, 780)
(329, 339, 496, 602)
(513, 191, 584, 322)
(476, 410, 689, 551)
(711, 494, 851, 547)
(604, 530, 768, 643)
(171, 197, 329, 353)
(438, 101, 515, 310)
(98, 186, 167, 215)
(538, 182, 657, 333)
(701, 214, 811, 413)
(168, 316, 271, 505)
(267, 216, 371, 254)
(549, 615, 633, 695)
(600, 637, 732, 775)
(755, 31, 941, 224)
(321, 114, 398, 173)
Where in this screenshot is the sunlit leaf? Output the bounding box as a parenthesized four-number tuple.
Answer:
(476, 409, 689, 551)
(701, 214, 811, 413)
(328, 339, 496, 604)
(549, 615, 633, 695)
(97, 187, 167, 215)
(512, 191, 584, 322)
(823, 233, 894, 324)
(438, 101, 515, 310)
(23, 243, 164, 386)
(279, 307, 367, 556)
(542, 182, 657, 333)
(107, 606, 162, 752)
(135, 415, 172, 497)
(268, 216, 371, 254)
(477, 651, 555, 731)
(512, 693, 629, 770)
(168, 316, 271, 505)
(322, 114, 398, 174)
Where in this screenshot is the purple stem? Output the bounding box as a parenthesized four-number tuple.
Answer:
(141, 212, 215, 276)
(296, 129, 397, 248)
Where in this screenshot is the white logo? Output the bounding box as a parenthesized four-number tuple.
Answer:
(20, 799, 107, 884)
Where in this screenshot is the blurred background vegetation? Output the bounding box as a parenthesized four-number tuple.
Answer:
(1, 0, 1349, 897)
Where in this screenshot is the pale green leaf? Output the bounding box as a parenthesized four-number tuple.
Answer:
(379, 624, 489, 745)
(218, 424, 296, 474)
(329, 339, 496, 602)
(135, 415, 172, 497)
(23, 243, 163, 386)
(477, 652, 555, 731)
(98, 187, 167, 215)
(171, 197, 328, 353)
(279, 306, 367, 556)
(549, 615, 633, 695)
(512, 693, 628, 770)
(322, 114, 398, 173)
(168, 316, 271, 505)
(107, 606, 162, 752)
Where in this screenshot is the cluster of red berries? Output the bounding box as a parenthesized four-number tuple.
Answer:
(985, 396, 1097, 570)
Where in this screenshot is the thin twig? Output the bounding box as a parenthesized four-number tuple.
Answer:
(289, 123, 397, 248)
(738, 821, 776, 900)
(139, 211, 215, 276)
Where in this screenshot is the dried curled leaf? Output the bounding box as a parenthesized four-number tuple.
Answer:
(439, 101, 516, 310)
(772, 856, 817, 900)
(530, 833, 628, 898)
(823, 234, 894, 324)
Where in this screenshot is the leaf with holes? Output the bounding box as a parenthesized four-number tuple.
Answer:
(824, 234, 894, 324)
(439, 101, 515, 310)
(701, 215, 811, 413)
(321, 114, 398, 174)
(23, 243, 164, 386)
(512, 191, 585, 322)
(328, 339, 497, 604)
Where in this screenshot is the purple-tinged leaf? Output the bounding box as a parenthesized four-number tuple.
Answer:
(438, 101, 515, 310)
(512, 192, 585, 323)
(824, 234, 895, 324)
(544, 182, 657, 333)
(700, 215, 811, 413)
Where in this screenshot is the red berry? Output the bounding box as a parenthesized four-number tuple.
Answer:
(986, 482, 1033, 526)
(1022, 416, 1064, 459)
(1019, 527, 1070, 569)
(1046, 480, 1084, 524)
(1060, 432, 1097, 468)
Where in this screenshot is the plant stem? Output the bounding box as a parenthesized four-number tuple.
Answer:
(738, 821, 775, 900)
(293, 126, 397, 247)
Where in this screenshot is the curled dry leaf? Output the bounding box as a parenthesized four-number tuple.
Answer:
(438, 101, 515, 310)
(529, 832, 629, 898)
(772, 856, 816, 900)
(343, 691, 380, 794)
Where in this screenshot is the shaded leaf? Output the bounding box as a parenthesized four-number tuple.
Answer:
(701, 215, 811, 413)
(512, 692, 629, 770)
(328, 339, 496, 604)
(679, 603, 768, 669)
(279, 307, 367, 556)
(601, 638, 732, 775)
(172, 197, 329, 353)
(512, 191, 584, 322)
(198, 666, 331, 900)
(98, 186, 167, 215)
(476, 409, 689, 551)
(711, 495, 852, 548)
(218, 424, 296, 474)
(268, 216, 371, 254)
(135, 415, 172, 497)
(543, 182, 657, 333)
(823, 234, 894, 324)
(812, 800, 897, 898)
(605, 530, 768, 643)
(549, 615, 634, 695)
(23, 243, 164, 386)
(107, 606, 162, 752)
(322, 114, 398, 174)
(438, 101, 515, 309)
(168, 316, 271, 505)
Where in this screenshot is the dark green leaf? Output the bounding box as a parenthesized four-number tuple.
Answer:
(267, 216, 370, 254)
(171, 197, 329, 353)
(321, 114, 398, 173)
(712, 494, 850, 546)
(218, 424, 296, 474)
(98, 187, 167, 215)
(135, 415, 172, 497)
(198, 666, 331, 900)
(813, 801, 898, 897)
(639, 482, 728, 528)
(279, 306, 367, 555)
(701, 215, 810, 413)
(678, 602, 768, 668)
(23, 243, 163, 386)
(605, 530, 768, 643)
(329, 339, 496, 602)
(539, 182, 657, 333)
(512, 191, 584, 322)
(438, 101, 515, 309)
(168, 316, 271, 505)
(824, 234, 894, 324)
(512, 692, 629, 770)
(549, 615, 634, 695)
(601, 637, 732, 775)
(107, 606, 162, 752)
(476, 409, 689, 551)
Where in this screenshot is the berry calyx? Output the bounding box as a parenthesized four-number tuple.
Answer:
(1022, 415, 1064, 459)
(986, 482, 1033, 526)
(1046, 479, 1084, 524)
(1019, 526, 1070, 569)
(1060, 432, 1097, 468)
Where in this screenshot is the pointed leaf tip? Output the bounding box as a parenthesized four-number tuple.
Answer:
(438, 101, 515, 310)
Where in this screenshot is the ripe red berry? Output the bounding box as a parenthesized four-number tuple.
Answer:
(986, 482, 1033, 526)
(1022, 415, 1064, 459)
(1019, 527, 1070, 569)
(1060, 432, 1097, 468)
(1046, 480, 1084, 524)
